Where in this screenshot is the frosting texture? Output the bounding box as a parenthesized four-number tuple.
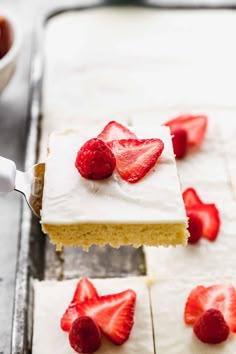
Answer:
(41, 126, 187, 225)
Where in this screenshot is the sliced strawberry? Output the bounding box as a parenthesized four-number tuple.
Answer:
(61, 278, 99, 332)
(182, 188, 220, 241)
(184, 284, 236, 332)
(189, 203, 220, 241)
(77, 289, 136, 345)
(61, 306, 81, 332)
(182, 187, 202, 208)
(71, 278, 99, 304)
(107, 138, 164, 183)
(97, 121, 137, 143)
(164, 114, 208, 146)
(184, 285, 206, 324)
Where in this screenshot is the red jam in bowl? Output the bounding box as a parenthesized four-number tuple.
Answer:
(0, 16, 13, 59)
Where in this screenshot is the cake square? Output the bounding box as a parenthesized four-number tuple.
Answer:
(144, 189, 236, 278)
(143, 116, 236, 278)
(32, 277, 154, 354)
(41, 125, 188, 248)
(150, 277, 236, 354)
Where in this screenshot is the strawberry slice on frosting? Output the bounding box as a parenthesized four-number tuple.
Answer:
(184, 284, 236, 337)
(61, 278, 137, 350)
(183, 187, 220, 242)
(164, 114, 208, 159)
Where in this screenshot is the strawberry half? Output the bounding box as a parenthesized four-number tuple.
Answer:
(164, 114, 208, 146)
(189, 203, 220, 241)
(187, 210, 203, 244)
(183, 188, 220, 241)
(77, 289, 136, 345)
(171, 127, 188, 159)
(97, 121, 137, 142)
(184, 284, 236, 332)
(107, 138, 164, 183)
(61, 278, 99, 332)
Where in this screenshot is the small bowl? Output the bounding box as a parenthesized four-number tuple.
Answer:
(0, 9, 21, 94)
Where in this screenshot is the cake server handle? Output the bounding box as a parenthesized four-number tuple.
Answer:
(0, 156, 45, 218)
(0, 156, 16, 193)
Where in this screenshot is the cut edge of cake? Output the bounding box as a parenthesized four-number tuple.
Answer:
(42, 222, 188, 249)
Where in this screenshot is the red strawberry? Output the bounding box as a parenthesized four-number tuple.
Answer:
(164, 114, 207, 146)
(61, 278, 99, 332)
(71, 278, 99, 305)
(77, 289, 136, 345)
(189, 203, 220, 241)
(171, 128, 188, 159)
(97, 121, 137, 142)
(184, 285, 206, 324)
(75, 138, 116, 180)
(184, 284, 236, 332)
(107, 139, 164, 183)
(183, 188, 202, 209)
(69, 316, 102, 353)
(187, 210, 203, 244)
(183, 188, 220, 241)
(61, 306, 80, 332)
(193, 308, 230, 344)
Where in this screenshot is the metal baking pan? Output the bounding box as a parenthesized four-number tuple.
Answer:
(11, 0, 236, 353)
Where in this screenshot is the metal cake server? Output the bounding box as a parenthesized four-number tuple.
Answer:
(0, 156, 45, 218)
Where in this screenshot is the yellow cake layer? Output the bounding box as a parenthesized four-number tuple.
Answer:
(42, 223, 188, 249)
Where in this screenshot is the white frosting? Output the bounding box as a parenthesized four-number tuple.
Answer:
(32, 277, 154, 354)
(141, 112, 236, 351)
(144, 114, 236, 278)
(133, 114, 230, 189)
(151, 277, 236, 353)
(37, 6, 236, 353)
(41, 126, 187, 225)
(33, 276, 236, 354)
(40, 7, 236, 160)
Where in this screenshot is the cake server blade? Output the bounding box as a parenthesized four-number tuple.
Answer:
(0, 156, 45, 218)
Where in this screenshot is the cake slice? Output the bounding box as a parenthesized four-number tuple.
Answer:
(41, 124, 188, 248)
(32, 277, 154, 354)
(150, 277, 236, 353)
(144, 187, 236, 278)
(144, 117, 236, 279)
